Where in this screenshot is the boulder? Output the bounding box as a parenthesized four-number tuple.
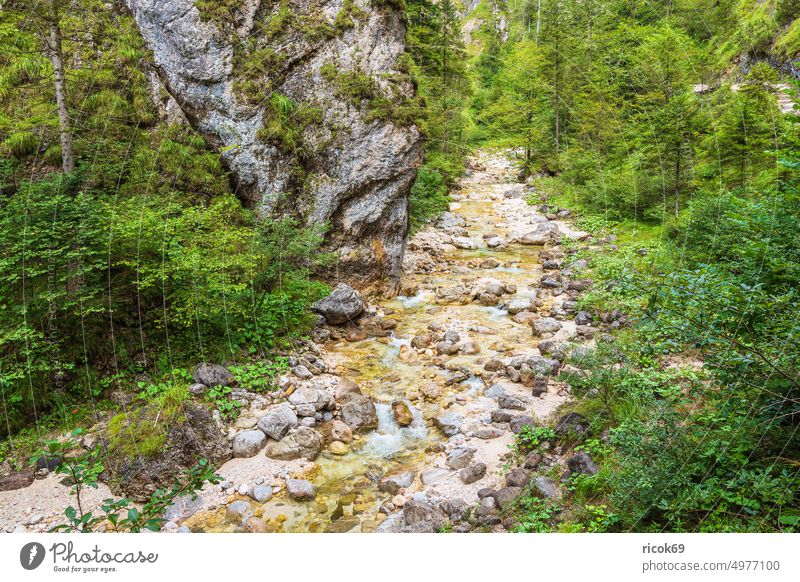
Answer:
(446, 446, 475, 470)
(311, 283, 365, 325)
(460, 462, 487, 484)
(331, 420, 354, 443)
(532, 317, 562, 336)
(192, 363, 234, 387)
(250, 485, 274, 503)
(392, 401, 414, 426)
(264, 427, 323, 461)
(403, 499, 446, 529)
(225, 500, 254, 525)
(505, 468, 530, 488)
(379, 470, 415, 494)
(339, 393, 378, 432)
(257, 404, 298, 441)
(566, 451, 598, 476)
(494, 486, 523, 509)
(434, 412, 464, 436)
(531, 476, 561, 500)
(555, 412, 590, 437)
(285, 478, 317, 501)
(233, 430, 267, 458)
(289, 386, 333, 417)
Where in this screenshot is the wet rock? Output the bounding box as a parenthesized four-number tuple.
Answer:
(225, 500, 254, 525)
(436, 283, 471, 304)
(453, 237, 478, 250)
(285, 478, 317, 501)
(392, 401, 414, 426)
(540, 276, 561, 288)
(257, 404, 298, 441)
(460, 462, 487, 484)
(346, 329, 369, 342)
(232, 430, 266, 458)
(509, 416, 535, 434)
(339, 393, 378, 432)
(555, 412, 590, 437)
(434, 412, 464, 436)
(245, 517, 269, 533)
(379, 470, 415, 494)
(192, 363, 234, 387)
(505, 468, 530, 488)
(331, 420, 354, 443)
(566, 451, 598, 476)
(421, 383, 442, 401)
(532, 476, 561, 500)
(484, 358, 506, 372)
(532, 317, 562, 336)
(264, 427, 323, 461)
(312, 284, 365, 325)
(446, 446, 476, 470)
(480, 257, 500, 269)
(435, 341, 460, 356)
(411, 333, 434, 349)
(328, 441, 349, 455)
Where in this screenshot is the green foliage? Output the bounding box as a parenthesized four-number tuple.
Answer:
(514, 425, 556, 452)
(229, 358, 289, 392)
(510, 496, 561, 533)
(35, 429, 220, 532)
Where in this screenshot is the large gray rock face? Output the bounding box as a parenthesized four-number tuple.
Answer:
(125, 0, 422, 283)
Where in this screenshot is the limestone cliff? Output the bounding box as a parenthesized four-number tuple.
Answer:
(125, 0, 422, 283)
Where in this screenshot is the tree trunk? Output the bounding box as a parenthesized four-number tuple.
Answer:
(47, 0, 74, 174)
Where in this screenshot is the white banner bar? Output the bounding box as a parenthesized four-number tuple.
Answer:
(1, 533, 797, 581)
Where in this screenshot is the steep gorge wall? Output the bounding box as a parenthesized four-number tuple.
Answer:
(125, 0, 423, 284)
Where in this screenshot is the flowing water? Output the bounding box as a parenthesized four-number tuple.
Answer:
(187, 151, 573, 533)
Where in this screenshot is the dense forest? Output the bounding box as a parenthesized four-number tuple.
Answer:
(0, 0, 798, 533)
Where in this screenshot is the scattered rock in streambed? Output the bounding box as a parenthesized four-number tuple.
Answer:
(285, 479, 317, 501)
(288, 386, 334, 417)
(233, 430, 267, 458)
(250, 485, 274, 503)
(312, 283, 365, 325)
(392, 401, 414, 426)
(264, 427, 322, 461)
(460, 462, 487, 484)
(192, 363, 234, 388)
(532, 317, 563, 336)
(379, 470, 415, 494)
(225, 500, 254, 525)
(446, 446, 476, 470)
(257, 404, 298, 441)
(330, 419, 354, 443)
(434, 412, 464, 436)
(339, 393, 378, 432)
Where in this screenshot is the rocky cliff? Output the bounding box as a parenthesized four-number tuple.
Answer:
(125, 0, 422, 284)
